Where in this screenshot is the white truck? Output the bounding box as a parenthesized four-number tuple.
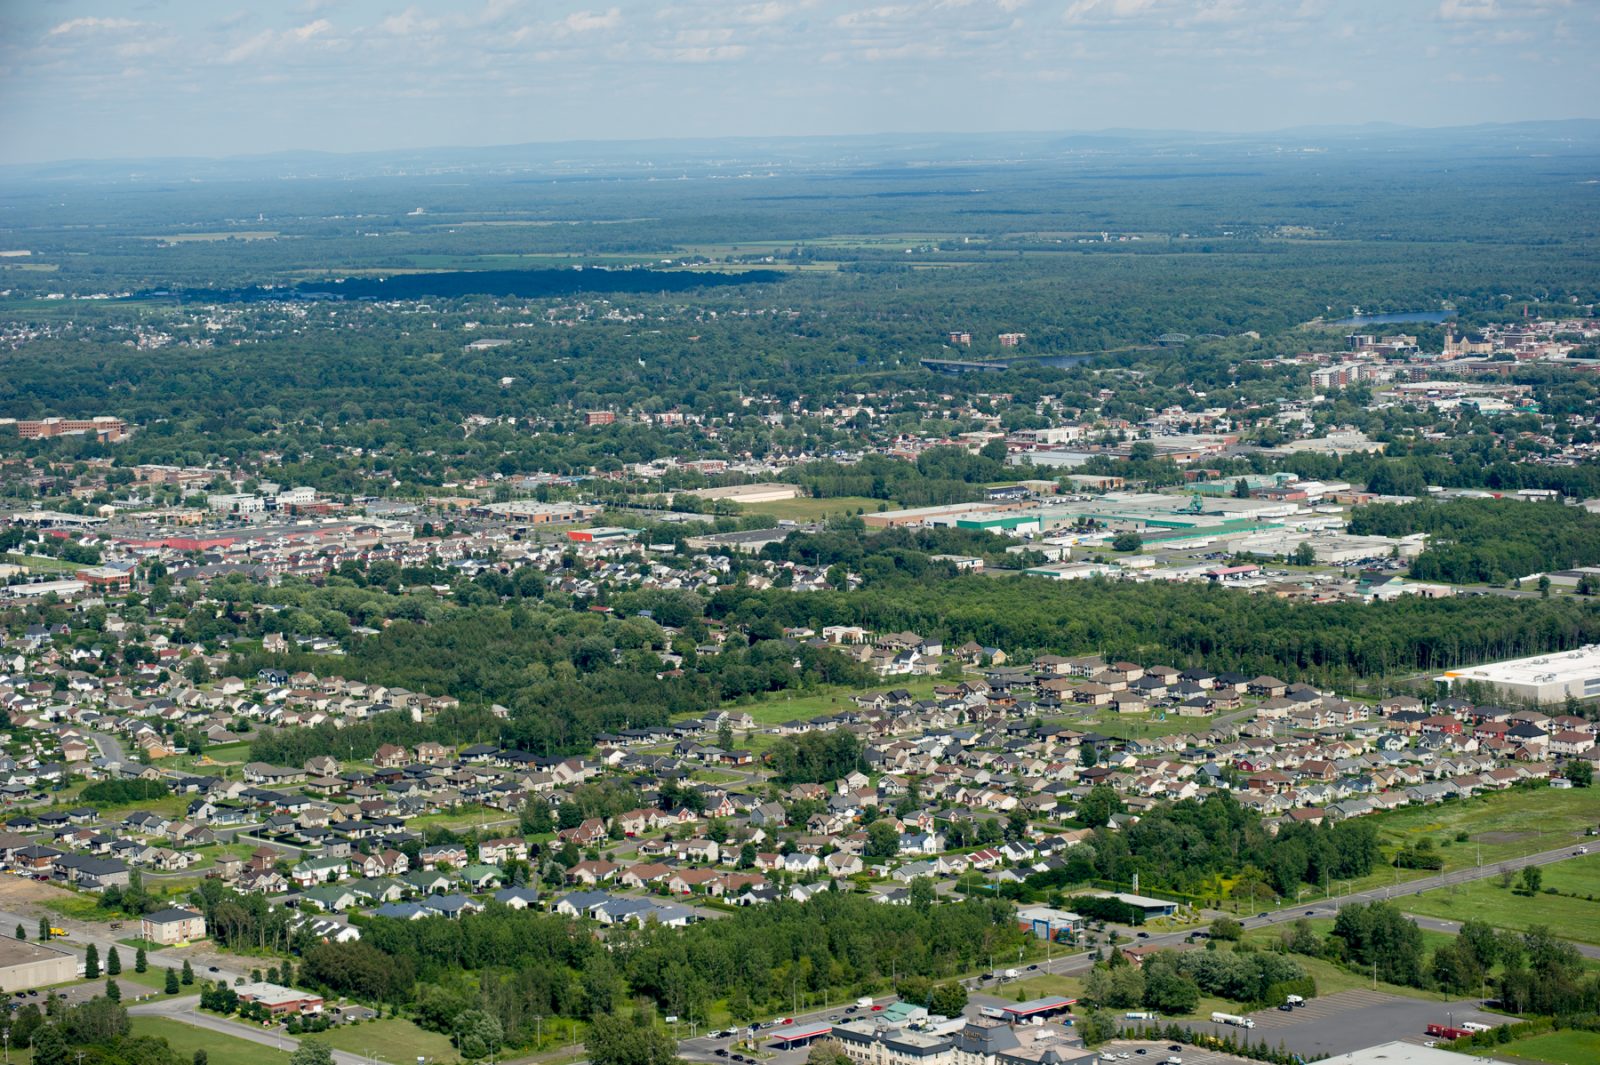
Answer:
(857, 997, 875, 1009)
(1124, 1012, 1156, 1021)
(1004, 968, 1020, 980)
(1211, 1012, 1255, 1029)
(1284, 995, 1305, 1008)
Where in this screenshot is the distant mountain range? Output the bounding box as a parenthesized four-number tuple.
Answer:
(4, 119, 1597, 186)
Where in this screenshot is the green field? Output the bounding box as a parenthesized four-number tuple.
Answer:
(1475, 1029, 1600, 1065)
(1403, 853, 1600, 944)
(1319, 787, 1600, 900)
(1, 553, 80, 573)
(129, 1017, 291, 1065)
(1002, 973, 1084, 1001)
(730, 675, 948, 727)
(736, 495, 892, 522)
(1077, 709, 1226, 740)
(318, 1016, 461, 1064)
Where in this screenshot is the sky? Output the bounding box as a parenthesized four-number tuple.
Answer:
(1, 0, 1597, 165)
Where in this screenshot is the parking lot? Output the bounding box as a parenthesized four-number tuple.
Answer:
(1184, 990, 1507, 1058)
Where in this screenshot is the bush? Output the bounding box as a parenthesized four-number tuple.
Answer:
(1210, 917, 1243, 941)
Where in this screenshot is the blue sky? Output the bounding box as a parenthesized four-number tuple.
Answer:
(1, 0, 1596, 164)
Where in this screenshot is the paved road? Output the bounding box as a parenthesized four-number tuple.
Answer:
(130, 995, 371, 1065)
(85, 731, 128, 765)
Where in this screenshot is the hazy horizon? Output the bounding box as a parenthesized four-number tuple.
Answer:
(3, 0, 1598, 167)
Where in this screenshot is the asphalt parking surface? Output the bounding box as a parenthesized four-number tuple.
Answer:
(1181, 990, 1506, 1057)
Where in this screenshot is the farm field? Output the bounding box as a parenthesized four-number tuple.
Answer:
(1402, 853, 1600, 945)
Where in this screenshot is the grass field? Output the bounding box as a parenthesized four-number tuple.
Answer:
(1403, 853, 1600, 944)
(730, 676, 949, 727)
(1078, 710, 1226, 740)
(130, 1017, 291, 1065)
(1003, 973, 1084, 1001)
(2, 552, 80, 573)
(318, 1017, 461, 1064)
(735, 495, 891, 522)
(1475, 1029, 1600, 1065)
(1318, 788, 1600, 900)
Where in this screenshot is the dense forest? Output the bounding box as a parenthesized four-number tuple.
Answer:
(1348, 498, 1600, 585)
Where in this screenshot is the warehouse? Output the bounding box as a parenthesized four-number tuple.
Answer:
(1438, 645, 1600, 703)
(684, 483, 802, 504)
(0, 937, 78, 992)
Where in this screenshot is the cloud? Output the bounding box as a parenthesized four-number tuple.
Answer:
(735, 2, 790, 24)
(292, 18, 332, 41)
(222, 30, 276, 63)
(1062, 0, 1160, 23)
(563, 8, 622, 33)
(48, 17, 140, 36)
(668, 45, 748, 61)
(219, 18, 338, 63)
(380, 8, 440, 36)
(1438, 0, 1499, 19)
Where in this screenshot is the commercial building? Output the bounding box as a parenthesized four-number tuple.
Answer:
(0, 938, 78, 992)
(1016, 907, 1084, 942)
(832, 1020, 954, 1065)
(75, 567, 133, 594)
(996, 997, 1077, 1024)
(566, 527, 638, 544)
(684, 528, 793, 555)
(1438, 645, 1600, 703)
(12, 417, 127, 441)
(470, 500, 598, 524)
(767, 1023, 836, 1050)
(953, 1019, 1089, 1065)
(234, 981, 325, 1016)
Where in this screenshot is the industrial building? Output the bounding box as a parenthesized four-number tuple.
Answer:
(684, 483, 803, 504)
(1438, 645, 1600, 704)
(0, 937, 78, 992)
